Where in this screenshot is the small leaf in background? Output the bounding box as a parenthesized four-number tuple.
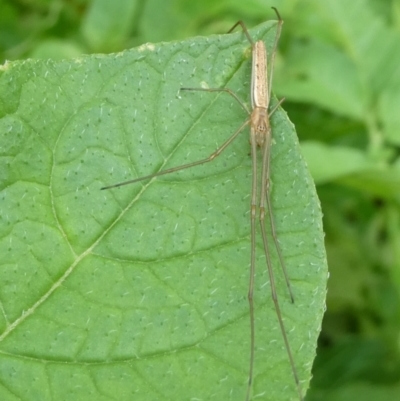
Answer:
(301, 141, 374, 184)
(30, 39, 86, 60)
(81, 0, 139, 52)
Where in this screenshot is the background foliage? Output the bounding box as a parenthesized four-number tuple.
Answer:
(1, 0, 400, 400)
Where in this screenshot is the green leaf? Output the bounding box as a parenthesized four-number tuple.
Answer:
(81, 0, 139, 52)
(30, 39, 85, 60)
(301, 141, 375, 184)
(276, 39, 365, 119)
(275, 0, 400, 145)
(0, 20, 327, 401)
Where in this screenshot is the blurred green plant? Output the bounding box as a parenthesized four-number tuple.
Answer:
(276, 1, 400, 401)
(1, 0, 400, 400)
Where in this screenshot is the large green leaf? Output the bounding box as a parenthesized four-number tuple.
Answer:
(0, 19, 327, 401)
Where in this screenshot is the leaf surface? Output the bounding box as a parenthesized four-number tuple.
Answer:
(0, 20, 327, 401)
